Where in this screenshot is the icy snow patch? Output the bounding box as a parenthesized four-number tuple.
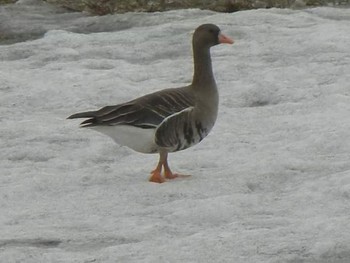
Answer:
(1, 3, 350, 263)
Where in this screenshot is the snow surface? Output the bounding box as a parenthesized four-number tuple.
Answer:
(1, 1, 350, 262)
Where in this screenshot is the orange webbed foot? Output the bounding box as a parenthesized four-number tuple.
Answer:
(149, 169, 165, 183)
(164, 169, 191, 180)
(163, 160, 191, 180)
(149, 151, 190, 183)
(164, 172, 178, 180)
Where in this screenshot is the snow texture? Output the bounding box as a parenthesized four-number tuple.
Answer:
(1, 1, 350, 262)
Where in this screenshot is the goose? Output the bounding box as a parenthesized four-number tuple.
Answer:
(68, 24, 233, 183)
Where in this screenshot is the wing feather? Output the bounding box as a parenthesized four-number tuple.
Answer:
(68, 86, 195, 129)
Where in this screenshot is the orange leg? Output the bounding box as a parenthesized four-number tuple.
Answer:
(163, 152, 191, 179)
(163, 156, 178, 179)
(149, 151, 175, 183)
(149, 160, 165, 183)
(149, 151, 190, 183)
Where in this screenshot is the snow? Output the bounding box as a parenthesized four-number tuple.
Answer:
(1, 1, 350, 262)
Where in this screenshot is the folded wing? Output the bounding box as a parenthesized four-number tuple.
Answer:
(68, 86, 195, 129)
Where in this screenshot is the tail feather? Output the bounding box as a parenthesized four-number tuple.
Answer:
(67, 111, 97, 119)
(80, 118, 97, 127)
(67, 111, 98, 127)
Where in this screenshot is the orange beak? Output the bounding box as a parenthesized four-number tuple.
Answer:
(218, 33, 234, 44)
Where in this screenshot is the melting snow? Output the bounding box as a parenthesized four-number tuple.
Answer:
(1, 1, 350, 262)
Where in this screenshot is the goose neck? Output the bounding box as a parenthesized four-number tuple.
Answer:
(192, 46, 215, 87)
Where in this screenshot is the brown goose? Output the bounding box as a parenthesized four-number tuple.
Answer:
(68, 24, 233, 183)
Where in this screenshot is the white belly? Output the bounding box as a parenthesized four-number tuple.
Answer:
(90, 125, 158, 153)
